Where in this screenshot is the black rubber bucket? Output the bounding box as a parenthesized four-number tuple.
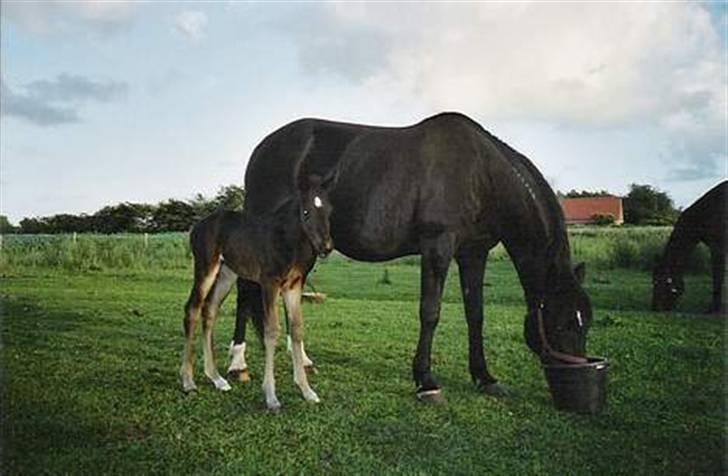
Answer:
(543, 357, 608, 415)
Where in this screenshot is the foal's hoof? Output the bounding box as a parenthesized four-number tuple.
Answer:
(416, 388, 446, 405)
(228, 368, 250, 383)
(266, 399, 282, 413)
(212, 377, 232, 392)
(478, 382, 510, 398)
(181, 381, 198, 393)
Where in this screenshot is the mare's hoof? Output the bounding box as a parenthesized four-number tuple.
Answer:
(304, 365, 318, 375)
(479, 382, 510, 398)
(416, 388, 446, 405)
(228, 368, 250, 383)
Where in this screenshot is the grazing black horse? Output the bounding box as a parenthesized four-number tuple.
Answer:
(233, 112, 592, 401)
(653, 181, 727, 314)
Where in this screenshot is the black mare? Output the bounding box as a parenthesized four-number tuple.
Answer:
(653, 180, 727, 314)
(231, 112, 592, 401)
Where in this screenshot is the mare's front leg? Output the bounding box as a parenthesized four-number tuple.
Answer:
(261, 284, 282, 411)
(201, 265, 237, 391)
(282, 281, 320, 403)
(456, 244, 506, 397)
(708, 247, 726, 314)
(413, 234, 453, 403)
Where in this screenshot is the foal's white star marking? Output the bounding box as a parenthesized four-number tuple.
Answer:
(314, 196, 323, 208)
(576, 310, 583, 327)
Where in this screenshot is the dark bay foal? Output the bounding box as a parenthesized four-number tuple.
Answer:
(179, 175, 333, 410)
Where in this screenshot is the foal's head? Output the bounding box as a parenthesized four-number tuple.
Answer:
(298, 174, 334, 257)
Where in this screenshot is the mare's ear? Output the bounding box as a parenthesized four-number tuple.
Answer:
(573, 262, 586, 284)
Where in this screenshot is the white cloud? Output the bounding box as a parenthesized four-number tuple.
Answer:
(281, 3, 725, 182)
(174, 10, 208, 42)
(1, 1, 136, 36)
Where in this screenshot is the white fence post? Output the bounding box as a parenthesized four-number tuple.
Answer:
(144, 233, 149, 250)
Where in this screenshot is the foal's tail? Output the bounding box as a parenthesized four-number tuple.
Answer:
(188, 210, 226, 280)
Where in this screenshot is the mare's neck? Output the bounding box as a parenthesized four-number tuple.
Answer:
(661, 222, 699, 277)
(498, 157, 575, 306)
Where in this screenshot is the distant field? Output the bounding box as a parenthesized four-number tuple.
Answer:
(0, 226, 712, 273)
(0, 229, 723, 474)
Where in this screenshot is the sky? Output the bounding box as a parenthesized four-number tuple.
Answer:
(1, 1, 726, 224)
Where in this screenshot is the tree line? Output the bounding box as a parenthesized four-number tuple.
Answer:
(0, 185, 244, 234)
(0, 182, 680, 234)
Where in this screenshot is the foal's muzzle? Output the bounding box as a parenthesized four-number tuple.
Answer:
(318, 238, 334, 258)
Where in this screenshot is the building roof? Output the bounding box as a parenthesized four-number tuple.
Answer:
(559, 196, 624, 224)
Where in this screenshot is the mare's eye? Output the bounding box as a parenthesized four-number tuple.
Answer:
(303, 209, 310, 219)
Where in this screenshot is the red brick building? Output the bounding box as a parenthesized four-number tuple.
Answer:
(559, 196, 624, 225)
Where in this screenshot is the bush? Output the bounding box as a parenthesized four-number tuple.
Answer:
(590, 213, 616, 226)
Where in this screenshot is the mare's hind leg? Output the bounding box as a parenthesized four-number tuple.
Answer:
(201, 264, 237, 391)
(180, 259, 221, 392)
(282, 282, 320, 403)
(413, 234, 453, 403)
(227, 279, 257, 382)
(707, 247, 726, 314)
(456, 244, 507, 397)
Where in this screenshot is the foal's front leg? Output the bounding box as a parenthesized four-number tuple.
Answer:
(261, 285, 282, 410)
(283, 283, 320, 403)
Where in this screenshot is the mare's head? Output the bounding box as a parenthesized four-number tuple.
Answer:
(525, 262, 593, 364)
(651, 260, 683, 311)
(298, 174, 334, 257)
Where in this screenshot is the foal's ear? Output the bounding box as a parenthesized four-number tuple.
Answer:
(573, 262, 586, 284)
(307, 174, 323, 189)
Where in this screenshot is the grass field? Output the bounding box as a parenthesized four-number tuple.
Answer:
(0, 232, 724, 474)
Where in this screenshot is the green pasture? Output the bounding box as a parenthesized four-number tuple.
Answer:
(0, 229, 724, 474)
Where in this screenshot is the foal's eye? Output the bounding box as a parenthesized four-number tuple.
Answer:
(303, 209, 310, 219)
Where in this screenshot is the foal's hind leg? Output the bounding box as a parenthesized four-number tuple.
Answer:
(456, 244, 507, 397)
(180, 260, 221, 392)
(283, 283, 320, 403)
(201, 265, 237, 391)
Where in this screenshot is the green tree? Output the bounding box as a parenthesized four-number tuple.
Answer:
(93, 203, 154, 233)
(0, 215, 16, 233)
(212, 185, 245, 210)
(19, 217, 49, 234)
(152, 199, 197, 232)
(623, 184, 679, 225)
(564, 189, 612, 198)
